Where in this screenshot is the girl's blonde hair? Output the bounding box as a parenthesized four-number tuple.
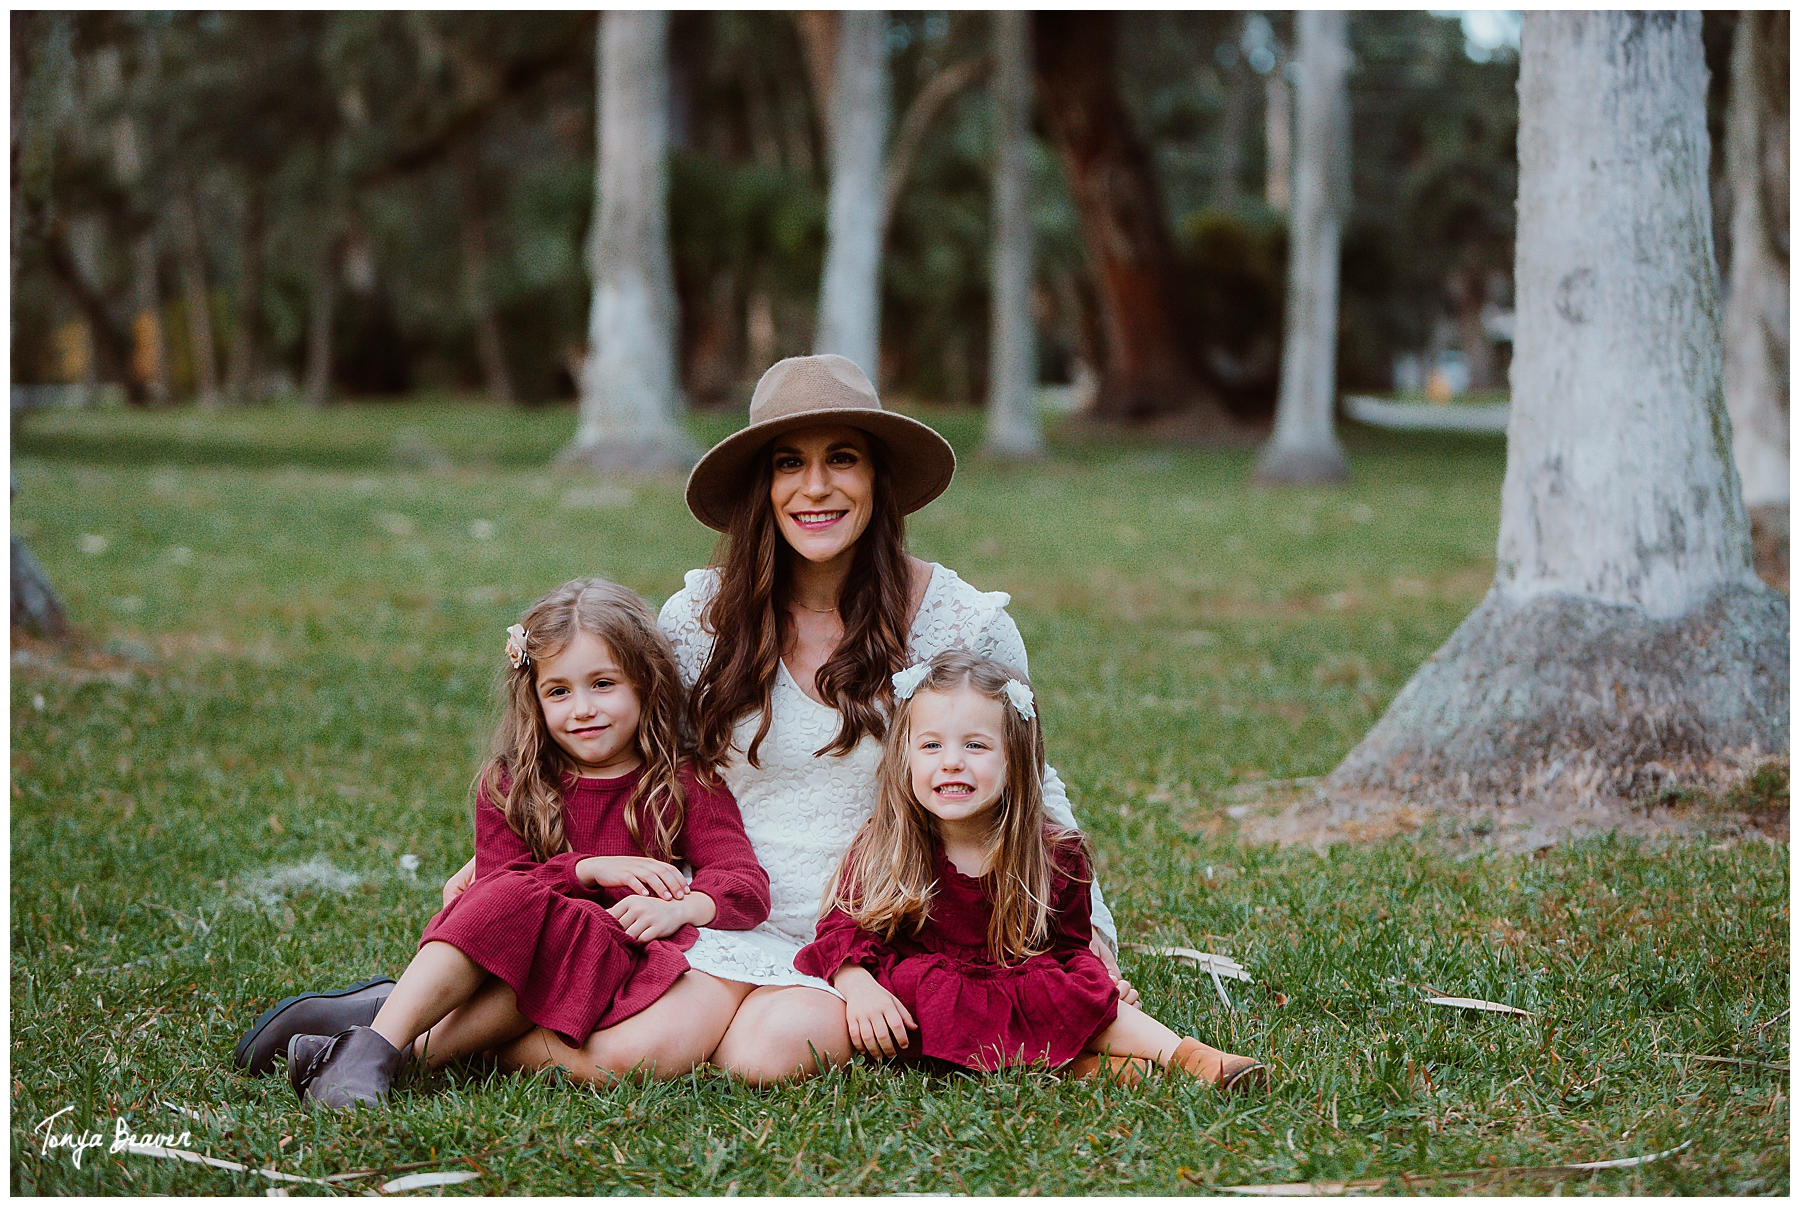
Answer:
(823, 648, 1082, 964)
(475, 578, 687, 862)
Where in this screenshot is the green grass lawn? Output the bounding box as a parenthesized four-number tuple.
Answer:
(11, 400, 1788, 1194)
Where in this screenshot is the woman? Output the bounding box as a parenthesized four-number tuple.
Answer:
(236, 355, 1126, 1086)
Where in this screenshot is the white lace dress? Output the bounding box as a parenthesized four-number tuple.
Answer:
(659, 563, 1117, 994)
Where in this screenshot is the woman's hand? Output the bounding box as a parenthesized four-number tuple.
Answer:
(443, 856, 477, 909)
(607, 892, 714, 942)
(1091, 934, 1140, 1006)
(832, 965, 915, 1059)
(577, 855, 690, 900)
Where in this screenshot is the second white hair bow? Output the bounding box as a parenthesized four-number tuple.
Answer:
(891, 661, 931, 700)
(1002, 679, 1037, 720)
(505, 624, 530, 669)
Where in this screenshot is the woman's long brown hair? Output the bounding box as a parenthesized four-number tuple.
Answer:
(474, 578, 689, 862)
(821, 650, 1083, 965)
(688, 431, 913, 772)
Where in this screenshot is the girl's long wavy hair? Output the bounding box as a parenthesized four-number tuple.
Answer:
(475, 578, 688, 862)
(822, 649, 1082, 965)
(688, 430, 912, 772)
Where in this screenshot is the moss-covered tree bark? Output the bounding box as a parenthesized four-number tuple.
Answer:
(1328, 12, 1788, 808)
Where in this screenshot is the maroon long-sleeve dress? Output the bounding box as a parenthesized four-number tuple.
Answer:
(793, 832, 1118, 1071)
(419, 765, 769, 1046)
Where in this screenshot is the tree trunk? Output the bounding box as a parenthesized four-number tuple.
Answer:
(1033, 12, 1236, 429)
(456, 134, 516, 406)
(1253, 10, 1349, 485)
(303, 232, 338, 410)
(44, 219, 135, 401)
(559, 10, 696, 472)
(173, 178, 220, 410)
(132, 233, 170, 406)
(983, 10, 1043, 460)
(1327, 12, 1788, 810)
(1721, 11, 1788, 512)
(12, 15, 69, 640)
(226, 181, 265, 406)
(1264, 68, 1292, 212)
(12, 532, 70, 639)
(793, 11, 837, 151)
(812, 10, 888, 381)
(1450, 267, 1497, 393)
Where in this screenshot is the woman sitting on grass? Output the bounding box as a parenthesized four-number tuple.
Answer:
(244, 355, 1134, 1085)
(796, 649, 1264, 1089)
(255, 579, 769, 1106)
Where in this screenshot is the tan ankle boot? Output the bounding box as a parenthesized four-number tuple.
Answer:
(1064, 1052, 1157, 1085)
(1172, 1037, 1267, 1091)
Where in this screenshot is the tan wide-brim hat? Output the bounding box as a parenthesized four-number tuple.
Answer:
(685, 354, 957, 532)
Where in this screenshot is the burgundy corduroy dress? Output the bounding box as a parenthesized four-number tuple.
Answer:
(794, 832, 1117, 1071)
(420, 766, 769, 1046)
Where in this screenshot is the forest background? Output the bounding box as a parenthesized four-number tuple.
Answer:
(14, 9, 1681, 417)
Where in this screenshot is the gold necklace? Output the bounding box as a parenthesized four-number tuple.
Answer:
(791, 600, 838, 614)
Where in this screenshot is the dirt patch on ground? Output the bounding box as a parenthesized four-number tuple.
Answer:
(1227, 779, 1787, 853)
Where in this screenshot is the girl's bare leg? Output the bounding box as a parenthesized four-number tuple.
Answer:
(368, 941, 490, 1055)
(412, 975, 537, 1069)
(492, 971, 753, 1083)
(708, 985, 852, 1086)
(1083, 999, 1184, 1063)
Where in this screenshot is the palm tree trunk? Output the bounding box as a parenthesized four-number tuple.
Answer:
(812, 9, 889, 381)
(1327, 12, 1786, 811)
(559, 10, 696, 472)
(983, 10, 1043, 460)
(1253, 10, 1349, 485)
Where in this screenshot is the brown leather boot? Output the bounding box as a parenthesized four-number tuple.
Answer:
(1064, 1052, 1157, 1085)
(288, 1026, 407, 1109)
(1172, 1037, 1267, 1091)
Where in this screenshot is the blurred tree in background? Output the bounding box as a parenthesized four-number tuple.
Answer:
(12, 11, 1527, 420)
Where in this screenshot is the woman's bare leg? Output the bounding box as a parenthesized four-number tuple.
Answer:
(708, 985, 851, 1086)
(491, 972, 753, 1083)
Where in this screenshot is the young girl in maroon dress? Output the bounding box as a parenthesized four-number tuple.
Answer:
(794, 649, 1265, 1088)
(286, 579, 770, 1108)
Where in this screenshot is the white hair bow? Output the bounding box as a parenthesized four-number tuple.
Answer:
(505, 624, 530, 669)
(891, 661, 931, 700)
(1002, 679, 1036, 720)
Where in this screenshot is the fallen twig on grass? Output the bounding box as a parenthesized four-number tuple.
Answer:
(1195, 1138, 1693, 1195)
(120, 1144, 330, 1186)
(1122, 944, 1250, 1011)
(1751, 1007, 1789, 1033)
(1424, 995, 1536, 1018)
(1665, 1053, 1789, 1072)
(124, 1140, 507, 1191)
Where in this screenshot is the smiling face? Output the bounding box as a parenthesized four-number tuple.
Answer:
(906, 685, 1011, 833)
(533, 629, 643, 778)
(767, 425, 876, 567)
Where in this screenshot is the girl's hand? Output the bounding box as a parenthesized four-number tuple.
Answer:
(1091, 935, 1140, 1006)
(832, 966, 916, 1059)
(443, 856, 477, 909)
(606, 892, 711, 942)
(576, 856, 690, 900)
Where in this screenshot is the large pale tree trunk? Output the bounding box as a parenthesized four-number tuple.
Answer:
(1254, 10, 1349, 485)
(1033, 12, 1239, 431)
(1328, 12, 1788, 809)
(559, 11, 696, 472)
(1721, 12, 1788, 514)
(983, 11, 1043, 461)
(812, 10, 889, 381)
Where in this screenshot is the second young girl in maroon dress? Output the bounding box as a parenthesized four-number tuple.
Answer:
(794, 649, 1265, 1088)
(284, 578, 769, 1108)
